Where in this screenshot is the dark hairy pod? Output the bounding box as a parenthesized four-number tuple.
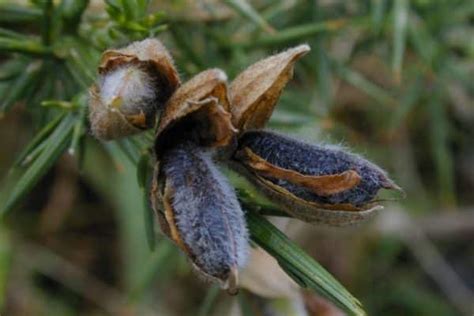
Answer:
(232, 130, 401, 226)
(89, 38, 180, 140)
(150, 142, 249, 293)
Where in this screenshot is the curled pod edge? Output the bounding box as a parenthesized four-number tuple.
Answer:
(231, 130, 401, 226)
(229, 44, 310, 131)
(154, 68, 236, 157)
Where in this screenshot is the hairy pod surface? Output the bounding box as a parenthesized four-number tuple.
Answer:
(229, 44, 310, 131)
(154, 69, 236, 157)
(89, 38, 180, 140)
(150, 142, 249, 292)
(232, 130, 400, 226)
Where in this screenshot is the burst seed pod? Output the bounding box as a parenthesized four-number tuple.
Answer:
(232, 130, 401, 226)
(230, 44, 310, 131)
(150, 142, 249, 293)
(89, 38, 180, 140)
(154, 68, 236, 157)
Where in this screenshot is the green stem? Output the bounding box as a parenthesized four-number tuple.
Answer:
(0, 38, 51, 56)
(231, 19, 349, 48)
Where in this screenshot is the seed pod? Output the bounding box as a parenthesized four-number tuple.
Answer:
(230, 44, 310, 131)
(150, 141, 249, 293)
(89, 38, 180, 140)
(154, 68, 236, 157)
(232, 130, 401, 226)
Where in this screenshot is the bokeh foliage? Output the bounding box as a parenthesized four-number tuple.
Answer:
(0, 0, 472, 315)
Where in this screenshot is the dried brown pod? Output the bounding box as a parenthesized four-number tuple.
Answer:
(229, 44, 310, 131)
(154, 68, 236, 157)
(240, 247, 299, 299)
(231, 130, 401, 226)
(89, 38, 180, 140)
(150, 142, 248, 293)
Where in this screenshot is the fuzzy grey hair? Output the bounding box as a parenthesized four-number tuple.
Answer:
(237, 130, 395, 206)
(162, 142, 249, 281)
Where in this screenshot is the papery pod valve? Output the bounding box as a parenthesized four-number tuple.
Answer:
(154, 68, 235, 156)
(89, 38, 180, 140)
(230, 44, 310, 131)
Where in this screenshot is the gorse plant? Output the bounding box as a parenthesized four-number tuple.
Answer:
(0, 1, 373, 314)
(1, 1, 471, 315)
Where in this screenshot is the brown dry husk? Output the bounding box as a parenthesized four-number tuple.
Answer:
(89, 38, 180, 140)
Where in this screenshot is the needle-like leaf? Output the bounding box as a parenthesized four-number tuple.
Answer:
(224, 0, 275, 34)
(392, 0, 408, 83)
(246, 210, 366, 316)
(0, 113, 76, 217)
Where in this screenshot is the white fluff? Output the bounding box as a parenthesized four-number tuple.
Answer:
(99, 65, 155, 113)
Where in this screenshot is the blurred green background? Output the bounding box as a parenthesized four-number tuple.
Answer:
(0, 0, 473, 315)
